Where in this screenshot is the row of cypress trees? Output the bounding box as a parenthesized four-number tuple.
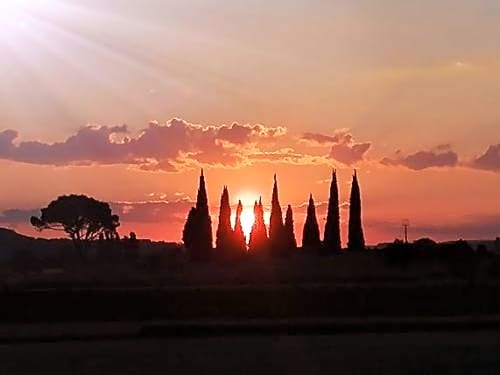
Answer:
(302, 169, 366, 252)
(182, 169, 365, 261)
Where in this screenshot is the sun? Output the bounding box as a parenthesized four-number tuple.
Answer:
(233, 191, 261, 241)
(239, 209, 255, 240)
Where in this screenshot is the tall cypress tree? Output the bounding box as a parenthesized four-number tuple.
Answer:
(348, 170, 365, 251)
(258, 197, 269, 245)
(182, 207, 196, 250)
(323, 169, 342, 253)
(269, 174, 285, 256)
(249, 197, 268, 253)
(233, 200, 247, 254)
(302, 194, 321, 251)
(184, 169, 213, 261)
(216, 186, 232, 257)
(284, 204, 297, 253)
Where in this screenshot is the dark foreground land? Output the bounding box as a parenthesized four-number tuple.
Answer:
(2, 234, 500, 373)
(2, 331, 500, 375)
(3, 282, 500, 323)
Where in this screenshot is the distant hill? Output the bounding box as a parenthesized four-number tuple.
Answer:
(0, 227, 182, 264)
(0, 228, 35, 260)
(0, 227, 71, 261)
(0, 227, 30, 242)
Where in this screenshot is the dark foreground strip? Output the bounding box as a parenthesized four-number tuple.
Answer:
(2, 318, 500, 344)
(140, 319, 500, 338)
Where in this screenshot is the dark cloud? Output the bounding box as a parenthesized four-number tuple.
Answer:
(0, 208, 40, 224)
(469, 144, 500, 172)
(301, 131, 371, 165)
(0, 119, 286, 171)
(381, 148, 459, 170)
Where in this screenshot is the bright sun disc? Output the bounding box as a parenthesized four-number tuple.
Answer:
(239, 209, 255, 240)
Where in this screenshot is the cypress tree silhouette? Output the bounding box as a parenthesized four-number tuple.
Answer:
(284, 204, 297, 253)
(323, 169, 342, 253)
(302, 194, 321, 251)
(248, 201, 260, 253)
(249, 197, 268, 253)
(216, 186, 232, 258)
(183, 169, 213, 261)
(269, 174, 285, 256)
(348, 170, 366, 251)
(182, 207, 196, 250)
(233, 200, 247, 254)
(258, 197, 269, 246)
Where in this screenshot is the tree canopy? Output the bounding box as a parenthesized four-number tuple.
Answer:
(31, 194, 120, 250)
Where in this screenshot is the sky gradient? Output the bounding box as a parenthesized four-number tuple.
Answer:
(1, 0, 500, 244)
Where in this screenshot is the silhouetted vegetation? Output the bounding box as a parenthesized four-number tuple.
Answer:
(0, 168, 499, 337)
(233, 200, 247, 255)
(269, 174, 288, 257)
(215, 186, 233, 260)
(348, 170, 366, 251)
(323, 169, 341, 253)
(30, 194, 120, 256)
(284, 205, 297, 253)
(249, 197, 268, 253)
(183, 170, 213, 262)
(302, 194, 321, 252)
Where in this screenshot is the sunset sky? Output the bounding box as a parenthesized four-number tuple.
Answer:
(1, 0, 500, 244)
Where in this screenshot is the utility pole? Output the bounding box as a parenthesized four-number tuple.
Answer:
(402, 219, 410, 244)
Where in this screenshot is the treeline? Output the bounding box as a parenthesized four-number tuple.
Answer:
(182, 169, 366, 261)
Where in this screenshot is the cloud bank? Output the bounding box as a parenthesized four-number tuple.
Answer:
(0, 119, 286, 172)
(1, 119, 500, 174)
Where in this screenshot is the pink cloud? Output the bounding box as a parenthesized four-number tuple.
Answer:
(301, 131, 372, 165)
(0, 119, 285, 171)
(469, 144, 500, 172)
